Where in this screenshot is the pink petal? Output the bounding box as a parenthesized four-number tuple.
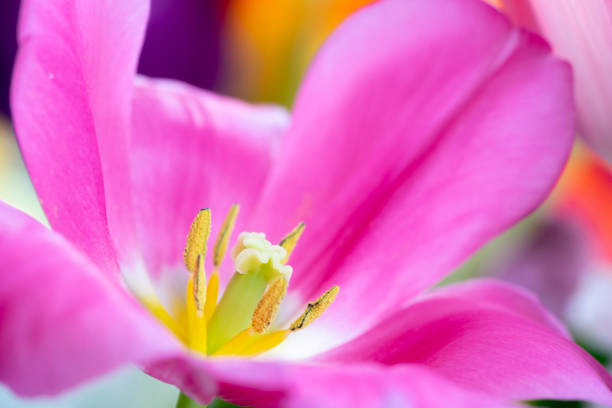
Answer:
(502, 0, 612, 162)
(421, 278, 571, 337)
(250, 0, 574, 347)
(0, 201, 181, 396)
(322, 280, 612, 405)
(279, 364, 517, 408)
(148, 358, 516, 408)
(130, 77, 289, 282)
(11, 0, 149, 274)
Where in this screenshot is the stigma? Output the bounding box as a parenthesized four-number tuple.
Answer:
(141, 205, 339, 357)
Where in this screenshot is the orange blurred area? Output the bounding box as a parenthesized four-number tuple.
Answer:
(553, 146, 612, 262)
(482, 0, 504, 9)
(223, 0, 375, 104)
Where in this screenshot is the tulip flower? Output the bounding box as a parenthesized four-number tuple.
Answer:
(497, 0, 612, 162)
(4, 0, 612, 406)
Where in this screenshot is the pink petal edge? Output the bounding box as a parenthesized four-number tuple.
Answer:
(0, 201, 182, 396)
(148, 358, 517, 408)
(11, 0, 150, 275)
(322, 280, 612, 405)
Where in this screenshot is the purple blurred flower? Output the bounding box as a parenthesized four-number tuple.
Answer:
(490, 218, 588, 318)
(0, 0, 223, 117)
(0, 0, 19, 117)
(138, 0, 225, 90)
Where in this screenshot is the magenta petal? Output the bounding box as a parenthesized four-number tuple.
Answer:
(11, 0, 150, 273)
(130, 78, 289, 281)
(250, 0, 574, 345)
(148, 358, 515, 408)
(422, 278, 571, 337)
(278, 363, 517, 408)
(503, 0, 612, 162)
(323, 281, 612, 405)
(0, 201, 181, 396)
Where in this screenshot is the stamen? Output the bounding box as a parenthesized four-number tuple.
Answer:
(206, 271, 268, 354)
(279, 223, 305, 264)
(186, 255, 207, 353)
(290, 286, 340, 331)
(205, 204, 239, 321)
(184, 209, 211, 273)
(152, 206, 340, 357)
(142, 296, 187, 343)
(211, 328, 254, 356)
(204, 271, 219, 322)
(251, 278, 288, 333)
(211, 328, 290, 357)
(239, 330, 290, 356)
(125, 264, 187, 343)
(193, 254, 206, 312)
(214, 285, 340, 356)
(212, 278, 287, 356)
(213, 204, 239, 268)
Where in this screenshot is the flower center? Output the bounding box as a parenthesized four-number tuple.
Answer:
(141, 205, 338, 357)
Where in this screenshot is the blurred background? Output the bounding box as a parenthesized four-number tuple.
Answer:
(1, 0, 611, 407)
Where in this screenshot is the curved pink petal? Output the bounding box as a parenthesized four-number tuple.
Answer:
(322, 281, 612, 405)
(250, 0, 574, 348)
(130, 77, 289, 283)
(0, 201, 181, 396)
(11, 0, 149, 274)
(502, 0, 612, 162)
(420, 278, 571, 337)
(148, 358, 515, 408)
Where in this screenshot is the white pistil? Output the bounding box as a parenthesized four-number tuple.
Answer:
(232, 232, 292, 279)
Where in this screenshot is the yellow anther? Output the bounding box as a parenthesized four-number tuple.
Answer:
(239, 330, 290, 356)
(193, 254, 206, 311)
(290, 286, 340, 331)
(184, 209, 211, 273)
(251, 278, 288, 333)
(204, 269, 219, 321)
(279, 223, 305, 264)
(212, 328, 255, 356)
(213, 204, 239, 267)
